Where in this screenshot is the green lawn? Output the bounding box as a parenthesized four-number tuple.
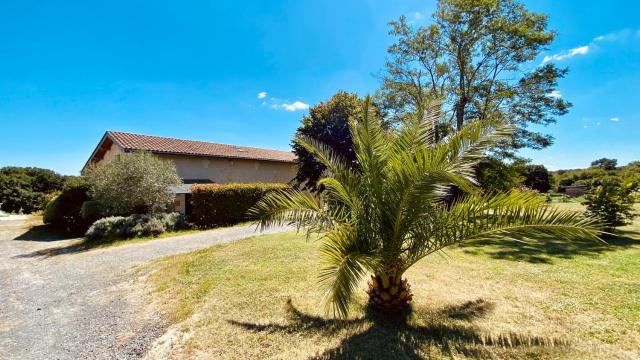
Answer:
(144, 203, 640, 359)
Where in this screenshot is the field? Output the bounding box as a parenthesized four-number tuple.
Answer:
(144, 203, 640, 359)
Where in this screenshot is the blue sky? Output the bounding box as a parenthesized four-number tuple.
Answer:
(0, 0, 638, 175)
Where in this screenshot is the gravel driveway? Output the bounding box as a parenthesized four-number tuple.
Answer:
(0, 218, 290, 359)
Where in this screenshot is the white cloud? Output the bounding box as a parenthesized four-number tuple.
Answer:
(594, 29, 640, 42)
(611, 117, 620, 122)
(547, 90, 562, 99)
(544, 29, 640, 64)
(408, 11, 424, 24)
(279, 101, 309, 111)
(257, 91, 268, 99)
(597, 122, 601, 126)
(542, 45, 589, 64)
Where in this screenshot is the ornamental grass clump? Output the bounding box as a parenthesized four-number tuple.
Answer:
(250, 97, 602, 318)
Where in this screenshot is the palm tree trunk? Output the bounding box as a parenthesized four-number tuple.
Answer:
(367, 273, 413, 314)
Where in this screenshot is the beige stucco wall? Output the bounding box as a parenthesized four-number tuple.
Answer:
(160, 154, 296, 184)
(95, 148, 295, 184)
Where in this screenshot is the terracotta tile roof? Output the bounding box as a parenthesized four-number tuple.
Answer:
(106, 131, 296, 163)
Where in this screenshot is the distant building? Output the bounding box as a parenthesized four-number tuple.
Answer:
(83, 131, 297, 214)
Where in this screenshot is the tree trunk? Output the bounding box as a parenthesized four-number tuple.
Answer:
(455, 98, 466, 131)
(367, 273, 413, 314)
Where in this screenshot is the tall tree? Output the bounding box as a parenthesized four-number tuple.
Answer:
(379, 0, 571, 156)
(292, 92, 363, 189)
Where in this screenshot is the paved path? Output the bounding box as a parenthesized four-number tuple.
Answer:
(0, 218, 290, 359)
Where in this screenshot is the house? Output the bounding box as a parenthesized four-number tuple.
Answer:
(83, 131, 297, 213)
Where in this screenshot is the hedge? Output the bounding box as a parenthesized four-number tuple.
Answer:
(190, 183, 289, 228)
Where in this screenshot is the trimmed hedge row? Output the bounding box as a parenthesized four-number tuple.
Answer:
(190, 183, 288, 228)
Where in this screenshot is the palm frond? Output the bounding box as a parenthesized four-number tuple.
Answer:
(249, 188, 334, 234)
(402, 191, 602, 270)
(318, 224, 378, 318)
(392, 99, 441, 153)
(437, 119, 515, 181)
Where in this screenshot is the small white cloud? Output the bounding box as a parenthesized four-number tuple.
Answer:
(547, 90, 562, 99)
(257, 91, 268, 99)
(597, 122, 601, 126)
(611, 117, 620, 122)
(593, 35, 605, 41)
(583, 125, 588, 128)
(542, 45, 589, 64)
(408, 11, 424, 24)
(279, 101, 309, 111)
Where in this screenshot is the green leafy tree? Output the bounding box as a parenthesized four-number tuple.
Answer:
(476, 157, 526, 193)
(584, 178, 637, 231)
(251, 98, 600, 317)
(0, 167, 65, 213)
(590, 158, 618, 171)
(292, 92, 364, 189)
(523, 164, 552, 192)
(379, 0, 570, 156)
(84, 152, 182, 215)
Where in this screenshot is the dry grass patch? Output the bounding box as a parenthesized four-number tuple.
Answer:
(144, 204, 640, 359)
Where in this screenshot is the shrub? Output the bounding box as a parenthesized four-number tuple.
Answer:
(583, 178, 638, 231)
(80, 200, 105, 225)
(85, 212, 187, 241)
(84, 151, 182, 216)
(43, 179, 92, 235)
(85, 216, 127, 240)
(190, 183, 289, 228)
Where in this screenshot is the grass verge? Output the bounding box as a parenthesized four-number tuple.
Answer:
(144, 203, 640, 359)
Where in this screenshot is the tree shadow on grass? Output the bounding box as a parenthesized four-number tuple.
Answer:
(460, 230, 640, 264)
(229, 299, 566, 359)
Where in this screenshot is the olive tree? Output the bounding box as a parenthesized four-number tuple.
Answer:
(84, 152, 181, 215)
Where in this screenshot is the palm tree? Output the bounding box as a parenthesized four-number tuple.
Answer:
(250, 97, 601, 318)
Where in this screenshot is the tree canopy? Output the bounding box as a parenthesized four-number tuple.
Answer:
(292, 91, 364, 189)
(523, 164, 552, 192)
(379, 0, 570, 156)
(0, 167, 66, 213)
(591, 158, 618, 171)
(84, 152, 182, 215)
